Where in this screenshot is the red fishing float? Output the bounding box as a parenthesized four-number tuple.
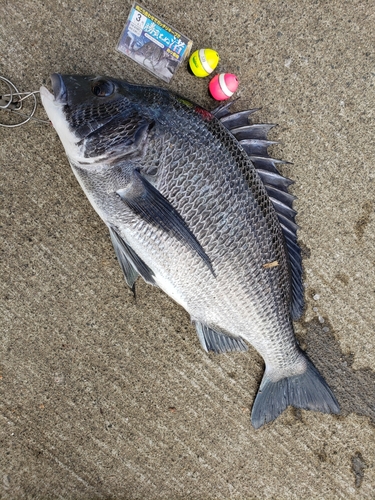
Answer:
(209, 73, 239, 101)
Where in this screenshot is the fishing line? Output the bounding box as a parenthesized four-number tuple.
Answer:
(0, 75, 49, 128)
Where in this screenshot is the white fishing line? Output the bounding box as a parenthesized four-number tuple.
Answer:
(0, 75, 49, 127)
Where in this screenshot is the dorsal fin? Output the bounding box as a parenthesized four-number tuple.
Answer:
(263, 185, 296, 208)
(219, 109, 304, 320)
(230, 123, 277, 141)
(217, 108, 260, 126)
(245, 155, 289, 174)
(238, 139, 278, 157)
(255, 169, 294, 192)
(269, 196, 297, 220)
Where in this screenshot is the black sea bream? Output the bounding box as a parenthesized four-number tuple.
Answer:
(40, 74, 339, 428)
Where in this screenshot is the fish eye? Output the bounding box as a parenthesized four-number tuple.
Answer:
(91, 80, 115, 97)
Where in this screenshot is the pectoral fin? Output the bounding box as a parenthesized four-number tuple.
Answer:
(116, 170, 213, 273)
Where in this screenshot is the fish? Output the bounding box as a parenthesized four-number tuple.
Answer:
(40, 73, 340, 428)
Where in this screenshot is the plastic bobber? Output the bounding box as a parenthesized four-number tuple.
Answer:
(189, 49, 220, 77)
(209, 73, 239, 101)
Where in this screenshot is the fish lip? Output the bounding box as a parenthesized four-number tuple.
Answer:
(50, 73, 67, 104)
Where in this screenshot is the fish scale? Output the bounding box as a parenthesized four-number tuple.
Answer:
(136, 113, 291, 365)
(40, 74, 340, 428)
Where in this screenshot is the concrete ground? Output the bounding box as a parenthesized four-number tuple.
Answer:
(1, 0, 375, 498)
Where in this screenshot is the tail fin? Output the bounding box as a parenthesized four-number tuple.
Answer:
(251, 354, 340, 429)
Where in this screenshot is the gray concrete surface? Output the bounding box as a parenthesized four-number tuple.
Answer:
(1, 0, 375, 498)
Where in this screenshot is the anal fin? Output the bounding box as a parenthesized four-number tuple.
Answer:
(194, 321, 248, 353)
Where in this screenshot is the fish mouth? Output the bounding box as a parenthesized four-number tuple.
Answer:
(39, 74, 81, 159)
(50, 73, 67, 104)
(39, 73, 67, 106)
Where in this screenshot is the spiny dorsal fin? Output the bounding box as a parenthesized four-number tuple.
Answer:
(216, 108, 260, 125)
(245, 155, 289, 174)
(255, 169, 294, 192)
(239, 139, 278, 157)
(230, 123, 277, 141)
(219, 109, 304, 320)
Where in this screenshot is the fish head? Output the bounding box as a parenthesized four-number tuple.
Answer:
(40, 73, 151, 166)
